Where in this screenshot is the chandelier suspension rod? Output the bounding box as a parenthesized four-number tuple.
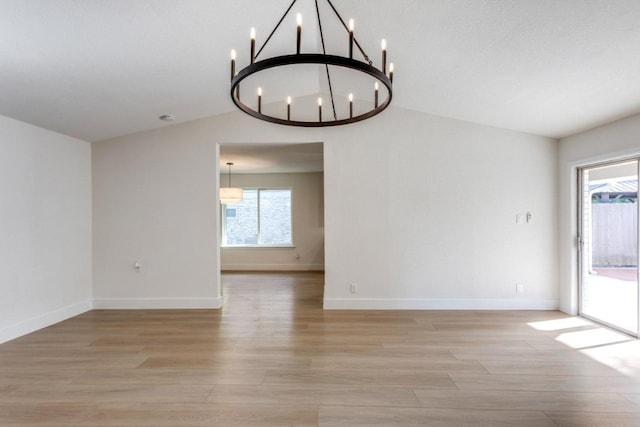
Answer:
(255, 0, 299, 60)
(325, 0, 372, 65)
(315, 0, 337, 121)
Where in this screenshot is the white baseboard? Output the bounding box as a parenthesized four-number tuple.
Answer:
(0, 300, 93, 344)
(323, 297, 559, 310)
(222, 264, 324, 271)
(93, 297, 222, 309)
(0, 296, 556, 344)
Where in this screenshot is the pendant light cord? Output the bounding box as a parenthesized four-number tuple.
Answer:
(227, 162, 233, 188)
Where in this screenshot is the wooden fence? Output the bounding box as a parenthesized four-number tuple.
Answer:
(592, 203, 638, 267)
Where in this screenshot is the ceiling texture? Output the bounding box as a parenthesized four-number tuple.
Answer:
(3, 0, 640, 143)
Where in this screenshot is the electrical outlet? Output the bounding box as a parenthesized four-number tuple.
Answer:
(350, 283, 358, 294)
(516, 283, 524, 295)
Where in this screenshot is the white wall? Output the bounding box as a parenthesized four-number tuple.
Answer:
(558, 113, 640, 314)
(323, 108, 558, 309)
(92, 125, 220, 308)
(92, 106, 558, 310)
(221, 172, 324, 271)
(0, 115, 92, 343)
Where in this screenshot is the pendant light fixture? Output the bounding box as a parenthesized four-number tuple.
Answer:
(229, 0, 393, 127)
(220, 162, 243, 204)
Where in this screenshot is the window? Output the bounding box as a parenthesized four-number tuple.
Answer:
(222, 188, 292, 246)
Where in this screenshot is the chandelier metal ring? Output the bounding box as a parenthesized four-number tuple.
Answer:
(230, 54, 392, 127)
(229, 0, 394, 127)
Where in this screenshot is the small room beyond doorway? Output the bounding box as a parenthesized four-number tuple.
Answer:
(218, 143, 325, 286)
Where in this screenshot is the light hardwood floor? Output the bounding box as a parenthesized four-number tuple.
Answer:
(1, 271, 639, 426)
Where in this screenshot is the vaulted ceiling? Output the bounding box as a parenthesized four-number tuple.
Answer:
(2, 0, 640, 142)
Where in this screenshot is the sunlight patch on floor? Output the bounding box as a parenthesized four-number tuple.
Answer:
(555, 327, 632, 349)
(527, 317, 592, 331)
(528, 317, 639, 377)
(580, 339, 640, 377)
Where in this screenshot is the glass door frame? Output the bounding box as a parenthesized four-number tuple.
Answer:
(578, 158, 640, 337)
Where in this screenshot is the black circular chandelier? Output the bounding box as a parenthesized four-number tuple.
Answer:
(229, 0, 394, 127)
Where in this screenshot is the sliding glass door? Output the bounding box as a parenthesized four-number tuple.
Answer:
(579, 159, 639, 336)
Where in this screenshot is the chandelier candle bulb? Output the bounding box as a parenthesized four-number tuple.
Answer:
(296, 13, 302, 54)
(348, 19, 354, 59)
(318, 97, 322, 122)
(374, 81, 379, 108)
(389, 62, 394, 83)
(287, 96, 291, 120)
(250, 27, 256, 64)
(257, 87, 262, 113)
(230, 49, 236, 80)
(381, 39, 387, 74)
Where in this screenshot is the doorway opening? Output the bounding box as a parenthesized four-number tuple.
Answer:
(217, 143, 325, 308)
(579, 159, 639, 336)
